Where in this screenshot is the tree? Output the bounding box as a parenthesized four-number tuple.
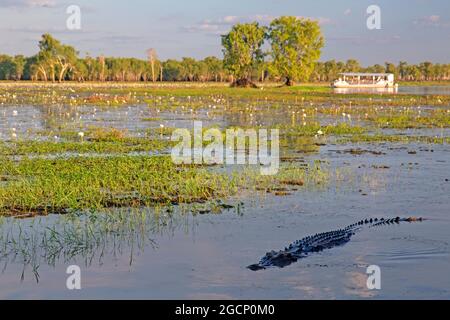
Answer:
(385, 62, 397, 78)
(34, 34, 78, 82)
(419, 61, 433, 80)
(406, 65, 421, 81)
(222, 22, 266, 87)
(323, 60, 339, 82)
(55, 45, 77, 82)
(12, 55, 25, 80)
(345, 59, 361, 72)
(98, 55, 106, 81)
(180, 57, 197, 81)
(0, 55, 15, 80)
(398, 61, 408, 80)
(367, 64, 385, 73)
(72, 58, 88, 81)
(203, 56, 223, 81)
(146, 48, 158, 82)
(195, 60, 209, 81)
(268, 16, 324, 86)
(162, 59, 182, 81)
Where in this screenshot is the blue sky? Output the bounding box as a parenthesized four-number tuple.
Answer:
(0, 0, 449, 65)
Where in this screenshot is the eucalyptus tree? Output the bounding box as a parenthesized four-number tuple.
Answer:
(12, 55, 25, 80)
(0, 55, 15, 80)
(146, 48, 158, 82)
(34, 34, 78, 82)
(180, 57, 198, 81)
(366, 64, 385, 73)
(311, 61, 325, 82)
(385, 62, 397, 78)
(419, 62, 433, 80)
(268, 16, 324, 86)
(162, 59, 182, 81)
(71, 59, 88, 81)
(398, 61, 408, 80)
(203, 56, 223, 81)
(55, 45, 78, 82)
(405, 64, 421, 81)
(98, 55, 106, 81)
(344, 59, 361, 72)
(323, 60, 339, 81)
(222, 22, 266, 87)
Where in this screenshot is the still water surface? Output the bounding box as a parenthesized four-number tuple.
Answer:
(1, 142, 448, 299)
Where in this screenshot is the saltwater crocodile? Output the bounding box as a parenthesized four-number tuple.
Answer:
(248, 217, 424, 271)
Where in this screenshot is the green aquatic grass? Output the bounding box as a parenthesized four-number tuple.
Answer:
(0, 208, 164, 275)
(281, 122, 367, 136)
(0, 154, 331, 216)
(338, 134, 450, 144)
(0, 82, 448, 216)
(372, 111, 450, 129)
(0, 155, 235, 215)
(0, 138, 170, 156)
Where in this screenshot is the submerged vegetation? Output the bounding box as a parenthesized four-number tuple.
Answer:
(0, 83, 447, 219)
(0, 77, 448, 282)
(0, 155, 231, 215)
(0, 152, 334, 216)
(0, 208, 166, 279)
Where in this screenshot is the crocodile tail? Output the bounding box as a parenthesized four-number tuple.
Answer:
(404, 217, 424, 222)
(369, 216, 424, 227)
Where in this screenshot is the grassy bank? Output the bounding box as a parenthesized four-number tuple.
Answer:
(0, 153, 330, 216)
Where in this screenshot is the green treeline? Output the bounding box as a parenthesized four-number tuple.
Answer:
(1, 52, 448, 83)
(0, 16, 449, 84)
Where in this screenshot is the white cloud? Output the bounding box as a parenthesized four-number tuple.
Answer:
(27, 0, 56, 7)
(414, 15, 449, 28)
(183, 14, 333, 35)
(223, 15, 238, 24)
(428, 15, 440, 23)
(0, 0, 56, 8)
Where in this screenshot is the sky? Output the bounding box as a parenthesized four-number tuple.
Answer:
(0, 0, 449, 65)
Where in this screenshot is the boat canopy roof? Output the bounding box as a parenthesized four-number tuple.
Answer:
(339, 73, 393, 77)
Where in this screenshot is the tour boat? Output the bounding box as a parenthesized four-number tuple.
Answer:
(332, 73, 398, 88)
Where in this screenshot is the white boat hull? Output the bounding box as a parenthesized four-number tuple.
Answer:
(332, 80, 397, 89)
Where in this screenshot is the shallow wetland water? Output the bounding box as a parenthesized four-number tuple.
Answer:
(0, 84, 449, 299)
